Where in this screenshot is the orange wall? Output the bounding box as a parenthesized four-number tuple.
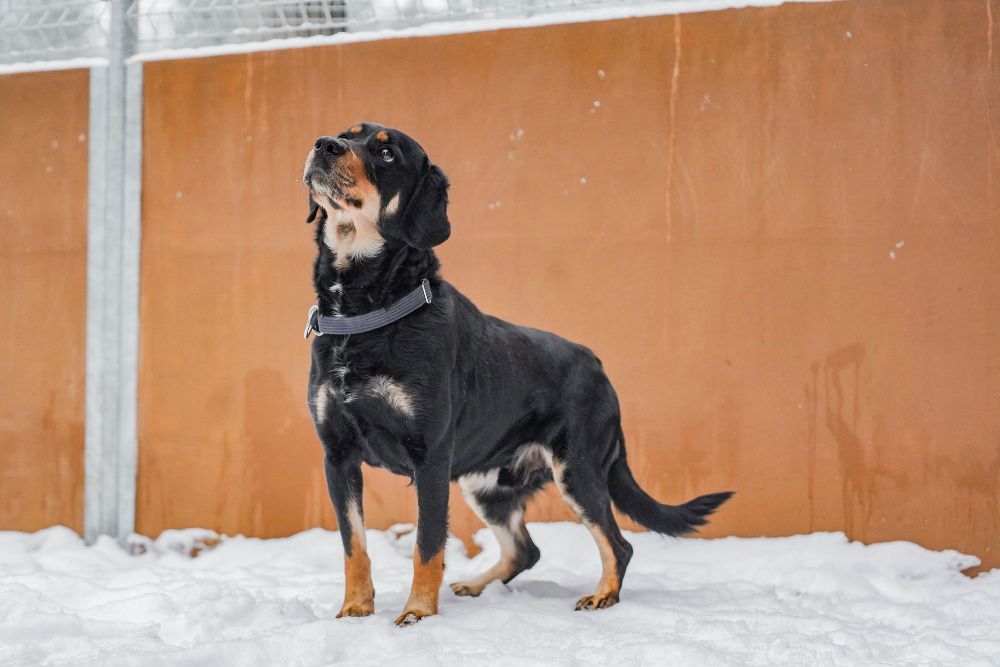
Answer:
(0, 69, 89, 533)
(137, 0, 1000, 567)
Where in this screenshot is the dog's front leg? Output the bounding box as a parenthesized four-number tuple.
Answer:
(324, 452, 375, 618)
(395, 453, 451, 626)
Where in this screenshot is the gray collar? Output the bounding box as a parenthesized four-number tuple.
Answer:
(304, 278, 433, 339)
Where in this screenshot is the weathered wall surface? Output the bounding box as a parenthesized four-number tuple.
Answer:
(134, 0, 999, 567)
(0, 69, 89, 533)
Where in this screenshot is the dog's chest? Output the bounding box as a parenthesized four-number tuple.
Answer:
(317, 340, 417, 425)
(313, 347, 419, 474)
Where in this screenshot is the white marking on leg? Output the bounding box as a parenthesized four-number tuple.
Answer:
(501, 508, 524, 558)
(346, 498, 366, 550)
(550, 459, 587, 520)
(458, 470, 500, 499)
(313, 383, 331, 424)
(511, 443, 551, 475)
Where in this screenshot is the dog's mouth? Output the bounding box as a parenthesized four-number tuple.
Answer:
(307, 177, 345, 211)
(304, 160, 363, 211)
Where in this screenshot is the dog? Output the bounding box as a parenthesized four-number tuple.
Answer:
(302, 123, 733, 626)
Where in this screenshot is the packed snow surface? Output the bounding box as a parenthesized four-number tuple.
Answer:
(1, 523, 998, 666)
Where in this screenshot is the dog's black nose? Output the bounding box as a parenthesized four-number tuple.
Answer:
(314, 136, 345, 156)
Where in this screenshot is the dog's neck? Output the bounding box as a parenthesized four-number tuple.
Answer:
(312, 221, 440, 318)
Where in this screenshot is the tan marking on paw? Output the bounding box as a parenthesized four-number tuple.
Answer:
(395, 548, 444, 626)
(448, 508, 523, 597)
(585, 523, 621, 602)
(449, 580, 486, 597)
(550, 462, 624, 611)
(336, 599, 374, 618)
(575, 591, 620, 611)
(337, 502, 374, 619)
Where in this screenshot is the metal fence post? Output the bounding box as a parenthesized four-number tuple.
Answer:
(84, 0, 142, 543)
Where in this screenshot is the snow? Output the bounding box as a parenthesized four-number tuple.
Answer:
(0, 57, 107, 76)
(1, 523, 998, 666)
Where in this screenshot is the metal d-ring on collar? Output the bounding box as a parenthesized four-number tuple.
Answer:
(304, 278, 433, 339)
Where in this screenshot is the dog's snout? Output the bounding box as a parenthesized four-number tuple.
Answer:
(314, 136, 345, 156)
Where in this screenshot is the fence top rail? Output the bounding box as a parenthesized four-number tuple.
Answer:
(0, 0, 812, 71)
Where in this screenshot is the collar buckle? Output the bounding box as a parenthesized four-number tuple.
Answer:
(421, 278, 433, 304)
(304, 304, 322, 339)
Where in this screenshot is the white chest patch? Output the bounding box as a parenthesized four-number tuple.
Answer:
(324, 201, 384, 270)
(365, 375, 415, 418)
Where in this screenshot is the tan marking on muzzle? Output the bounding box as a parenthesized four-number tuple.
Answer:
(313, 149, 385, 270)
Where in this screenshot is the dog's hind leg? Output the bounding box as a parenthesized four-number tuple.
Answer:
(451, 474, 541, 597)
(550, 457, 633, 611)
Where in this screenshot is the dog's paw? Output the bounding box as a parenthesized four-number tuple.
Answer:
(574, 592, 619, 611)
(393, 608, 435, 627)
(449, 580, 486, 597)
(336, 600, 375, 618)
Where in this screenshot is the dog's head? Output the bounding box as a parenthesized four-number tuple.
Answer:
(303, 123, 450, 253)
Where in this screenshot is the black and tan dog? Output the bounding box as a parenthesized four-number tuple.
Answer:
(303, 123, 732, 626)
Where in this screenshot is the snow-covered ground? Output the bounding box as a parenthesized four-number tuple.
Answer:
(1, 523, 998, 666)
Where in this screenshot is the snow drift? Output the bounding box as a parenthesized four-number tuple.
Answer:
(1, 523, 997, 665)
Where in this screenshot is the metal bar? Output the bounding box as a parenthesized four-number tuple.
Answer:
(84, 0, 142, 544)
(117, 59, 143, 540)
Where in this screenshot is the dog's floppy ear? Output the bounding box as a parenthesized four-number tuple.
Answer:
(398, 163, 450, 249)
(306, 194, 326, 224)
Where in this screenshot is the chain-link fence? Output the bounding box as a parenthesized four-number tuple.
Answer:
(1, 0, 645, 66)
(0, 1, 110, 65)
(129, 0, 349, 53)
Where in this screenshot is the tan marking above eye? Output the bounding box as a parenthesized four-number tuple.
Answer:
(383, 193, 400, 216)
(350, 125, 363, 134)
(315, 148, 384, 270)
(375, 130, 389, 142)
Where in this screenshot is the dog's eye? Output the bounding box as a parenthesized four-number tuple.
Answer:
(379, 147, 394, 163)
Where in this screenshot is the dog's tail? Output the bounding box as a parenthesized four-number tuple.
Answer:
(607, 445, 733, 537)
